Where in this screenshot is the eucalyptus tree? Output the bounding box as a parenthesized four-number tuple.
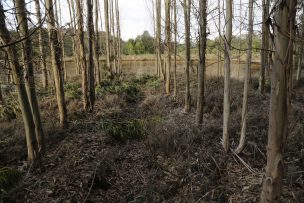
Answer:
(0, 2, 38, 161)
(76, 0, 89, 111)
(15, 0, 45, 150)
(87, 0, 96, 111)
(165, 0, 171, 94)
(183, 0, 191, 113)
(222, 0, 232, 153)
(94, 0, 101, 85)
(260, 0, 297, 201)
(173, 0, 177, 98)
(196, 0, 207, 125)
(34, 0, 48, 89)
(104, 0, 111, 76)
(45, 0, 68, 128)
(156, 0, 162, 78)
(235, 0, 254, 154)
(259, 0, 270, 94)
(115, 0, 122, 75)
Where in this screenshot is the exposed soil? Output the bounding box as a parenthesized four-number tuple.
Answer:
(0, 75, 303, 203)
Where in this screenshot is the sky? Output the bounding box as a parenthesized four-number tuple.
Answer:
(3, 0, 264, 41)
(119, 0, 154, 40)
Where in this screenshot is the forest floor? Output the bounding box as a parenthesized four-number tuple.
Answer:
(0, 74, 303, 203)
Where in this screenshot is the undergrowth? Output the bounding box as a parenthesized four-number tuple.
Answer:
(0, 168, 21, 199)
(0, 96, 20, 122)
(101, 119, 146, 143)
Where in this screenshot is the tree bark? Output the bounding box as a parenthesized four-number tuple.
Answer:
(259, 0, 270, 94)
(173, 0, 177, 98)
(196, 0, 207, 125)
(45, 0, 68, 128)
(87, 0, 95, 111)
(34, 0, 48, 90)
(222, 0, 232, 153)
(183, 0, 191, 113)
(235, 0, 253, 154)
(104, 0, 111, 76)
(260, 0, 297, 201)
(94, 0, 101, 86)
(156, 0, 162, 79)
(165, 0, 171, 94)
(15, 0, 45, 151)
(76, 0, 89, 111)
(0, 2, 38, 161)
(115, 0, 122, 75)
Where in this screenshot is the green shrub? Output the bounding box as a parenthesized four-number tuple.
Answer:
(64, 82, 82, 100)
(0, 168, 21, 198)
(101, 119, 145, 142)
(0, 97, 20, 121)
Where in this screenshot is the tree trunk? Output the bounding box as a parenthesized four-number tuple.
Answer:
(110, 0, 117, 75)
(235, 0, 253, 154)
(222, 0, 232, 153)
(173, 0, 177, 98)
(0, 82, 2, 103)
(115, 0, 122, 75)
(165, 0, 171, 94)
(184, 0, 191, 113)
(34, 0, 48, 90)
(87, 0, 95, 111)
(260, 0, 297, 201)
(58, 0, 67, 81)
(0, 2, 38, 161)
(217, 0, 221, 77)
(156, 0, 162, 79)
(104, 0, 111, 76)
(45, 0, 68, 128)
(259, 0, 270, 94)
(67, 0, 80, 75)
(76, 0, 89, 111)
(196, 0, 207, 125)
(15, 0, 45, 151)
(94, 0, 101, 86)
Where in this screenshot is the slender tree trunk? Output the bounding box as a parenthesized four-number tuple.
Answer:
(0, 2, 38, 161)
(87, 0, 95, 111)
(235, 0, 254, 154)
(94, 0, 101, 86)
(15, 0, 45, 151)
(110, 0, 117, 75)
(184, 0, 191, 113)
(222, 0, 232, 153)
(260, 0, 297, 201)
(173, 0, 177, 98)
(165, 0, 171, 94)
(45, 0, 68, 128)
(67, 0, 80, 75)
(34, 0, 48, 90)
(297, 48, 303, 81)
(0, 82, 2, 103)
(196, 0, 207, 125)
(58, 0, 67, 81)
(217, 0, 221, 77)
(156, 0, 162, 79)
(115, 0, 122, 75)
(259, 0, 270, 94)
(76, 0, 89, 111)
(104, 0, 111, 76)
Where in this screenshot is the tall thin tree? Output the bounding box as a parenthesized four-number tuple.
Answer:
(196, 0, 207, 125)
(222, 0, 232, 153)
(0, 2, 38, 161)
(34, 0, 48, 90)
(104, 0, 111, 76)
(184, 0, 191, 113)
(165, 0, 171, 94)
(235, 0, 254, 154)
(87, 0, 95, 111)
(15, 0, 45, 150)
(45, 0, 68, 128)
(260, 0, 297, 201)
